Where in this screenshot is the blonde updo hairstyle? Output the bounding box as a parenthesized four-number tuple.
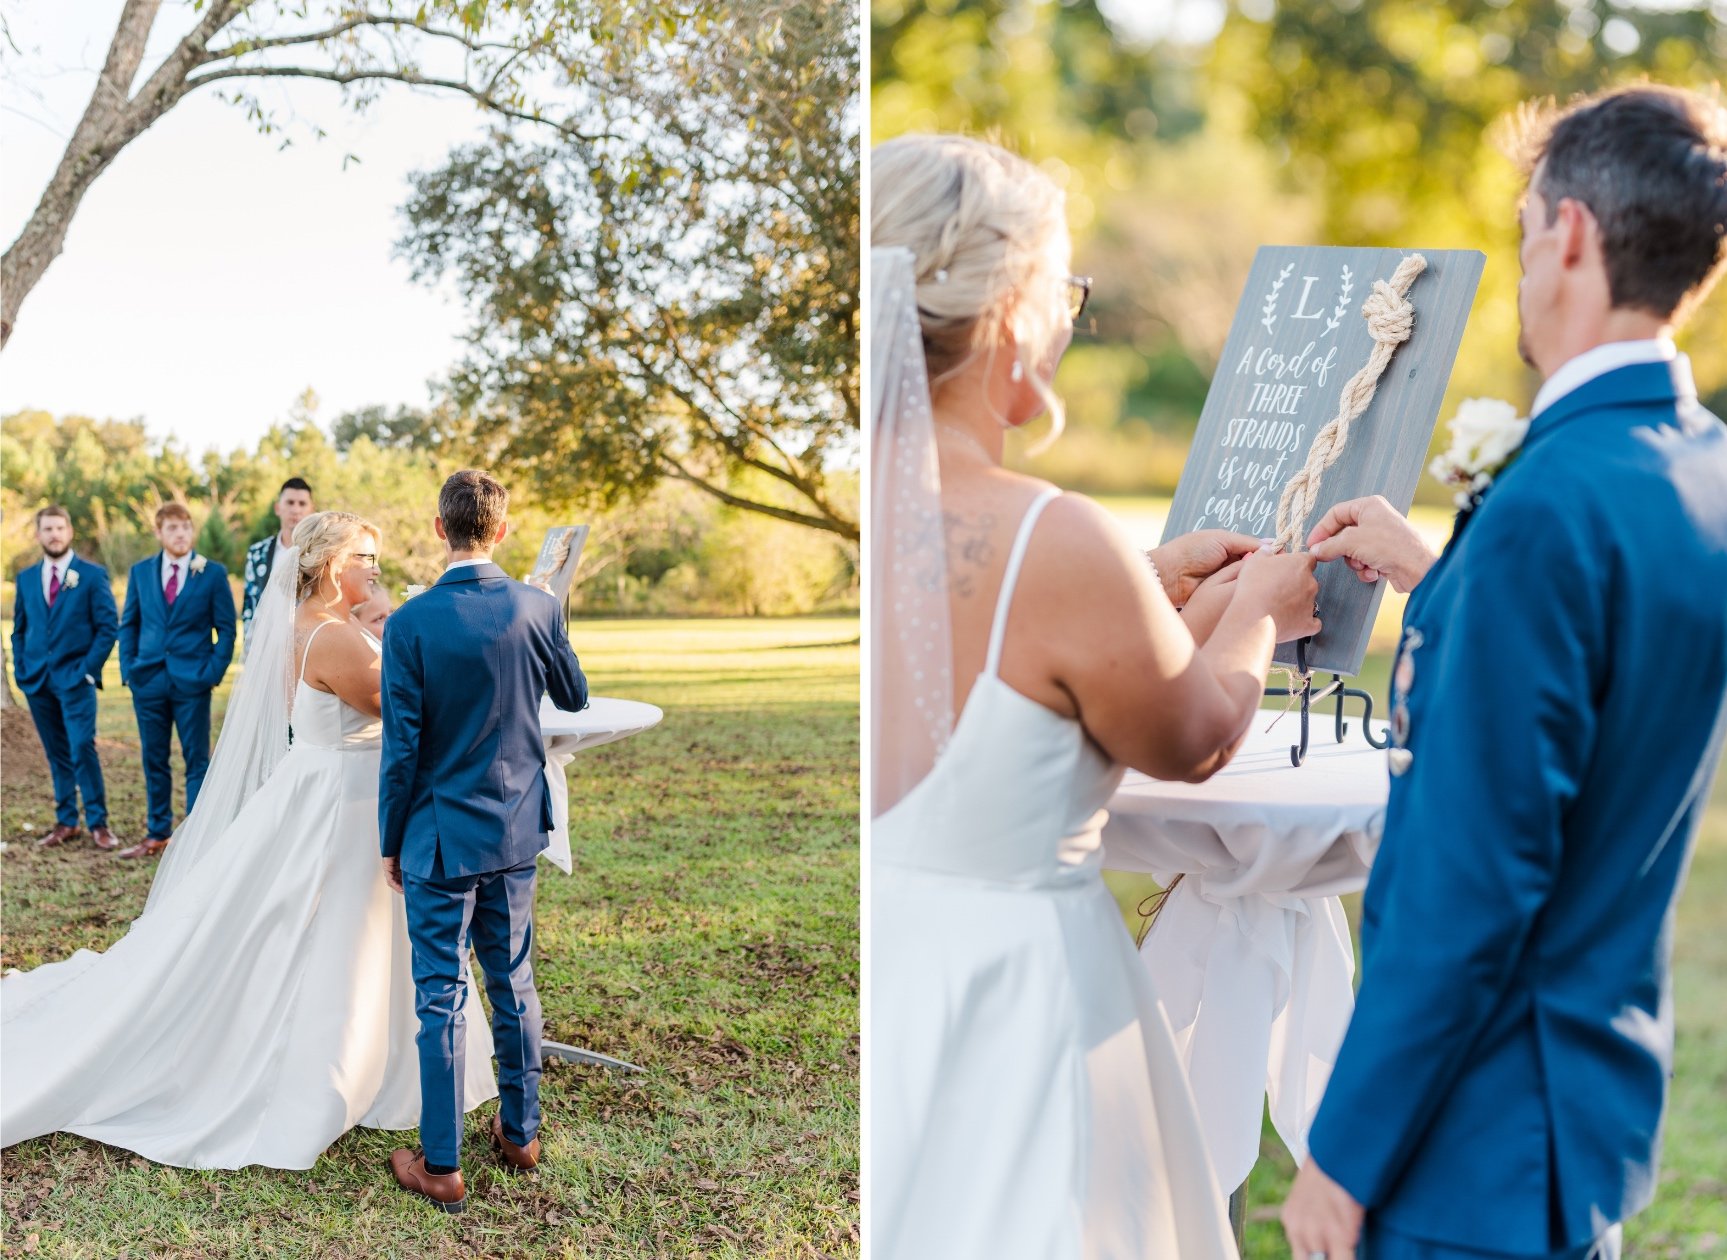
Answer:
(871, 134, 1071, 442)
(292, 510, 379, 602)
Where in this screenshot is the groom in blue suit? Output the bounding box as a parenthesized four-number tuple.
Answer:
(10, 505, 120, 849)
(118, 503, 238, 858)
(379, 469, 588, 1213)
(1284, 88, 1727, 1259)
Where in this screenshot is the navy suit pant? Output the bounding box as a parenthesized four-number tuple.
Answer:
(130, 674, 212, 839)
(403, 856, 542, 1167)
(1363, 1219, 1622, 1260)
(25, 684, 106, 829)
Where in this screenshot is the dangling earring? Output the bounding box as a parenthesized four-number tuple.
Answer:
(1010, 359, 1024, 383)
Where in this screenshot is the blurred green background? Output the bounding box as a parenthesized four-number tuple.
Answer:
(876, 2, 1727, 1253)
(872, 0, 1727, 501)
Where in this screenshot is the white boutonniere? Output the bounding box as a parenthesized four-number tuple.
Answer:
(404, 584, 427, 599)
(1429, 397, 1530, 513)
(63, 567, 80, 589)
(189, 554, 208, 576)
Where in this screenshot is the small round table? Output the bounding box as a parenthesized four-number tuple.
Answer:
(539, 695, 665, 874)
(536, 695, 664, 1073)
(1101, 710, 1389, 1198)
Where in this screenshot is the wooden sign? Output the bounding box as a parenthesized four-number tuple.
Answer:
(1161, 245, 1485, 675)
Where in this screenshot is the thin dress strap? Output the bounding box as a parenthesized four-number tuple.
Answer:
(297, 621, 333, 689)
(984, 488, 1061, 677)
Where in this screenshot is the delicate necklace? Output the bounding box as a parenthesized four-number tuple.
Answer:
(935, 423, 1000, 465)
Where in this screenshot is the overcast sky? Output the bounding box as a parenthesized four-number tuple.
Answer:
(0, 1, 498, 454)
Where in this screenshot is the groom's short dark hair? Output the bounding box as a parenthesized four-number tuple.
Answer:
(278, 477, 312, 497)
(439, 469, 509, 550)
(1517, 85, 1727, 323)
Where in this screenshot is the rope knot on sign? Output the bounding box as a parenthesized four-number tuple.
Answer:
(1274, 252, 1428, 553)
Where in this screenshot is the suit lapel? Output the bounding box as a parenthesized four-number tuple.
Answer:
(142, 552, 166, 623)
(24, 561, 46, 622)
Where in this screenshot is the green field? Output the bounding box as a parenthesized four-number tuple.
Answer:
(0, 617, 860, 1259)
(1107, 648, 1727, 1257)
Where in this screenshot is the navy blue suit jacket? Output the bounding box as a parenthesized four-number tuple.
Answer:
(10, 555, 119, 695)
(118, 553, 238, 695)
(378, 562, 589, 880)
(1308, 358, 1727, 1251)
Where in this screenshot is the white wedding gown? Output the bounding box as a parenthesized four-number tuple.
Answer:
(871, 491, 1236, 1259)
(0, 636, 498, 1168)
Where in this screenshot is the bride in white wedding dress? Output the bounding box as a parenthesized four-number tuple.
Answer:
(869, 137, 1323, 1259)
(1, 512, 496, 1169)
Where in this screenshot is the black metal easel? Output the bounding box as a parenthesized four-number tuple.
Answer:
(1262, 637, 1391, 767)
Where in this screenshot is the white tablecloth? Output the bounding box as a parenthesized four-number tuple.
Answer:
(538, 696, 664, 873)
(1102, 710, 1388, 1191)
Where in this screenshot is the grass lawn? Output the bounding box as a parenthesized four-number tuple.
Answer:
(1106, 649, 1727, 1258)
(0, 616, 860, 1259)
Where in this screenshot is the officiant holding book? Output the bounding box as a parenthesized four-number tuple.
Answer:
(118, 503, 238, 859)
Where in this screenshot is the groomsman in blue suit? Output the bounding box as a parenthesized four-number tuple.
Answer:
(1284, 88, 1727, 1259)
(117, 502, 238, 859)
(10, 505, 120, 849)
(379, 469, 587, 1213)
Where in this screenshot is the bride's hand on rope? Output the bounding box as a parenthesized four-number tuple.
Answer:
(1234, 549, 1323, 643)
(1307, 495, 1437, 594)
(1148, 529, 1267, 607)
(1178, 558, 1245, 645)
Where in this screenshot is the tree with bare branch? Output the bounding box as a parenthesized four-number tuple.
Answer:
(1, 0, 686, 348)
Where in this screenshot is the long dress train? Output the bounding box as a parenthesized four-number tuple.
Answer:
(1, 638, 497, 1169)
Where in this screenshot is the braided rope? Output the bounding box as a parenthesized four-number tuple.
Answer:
(1274, 253, 1428, 552)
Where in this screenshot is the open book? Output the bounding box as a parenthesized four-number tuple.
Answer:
(525, 525, 590, 601)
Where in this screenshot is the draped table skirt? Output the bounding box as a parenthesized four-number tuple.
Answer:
(1101, 709, 1389, 1191)
(538, 696, 665, 873)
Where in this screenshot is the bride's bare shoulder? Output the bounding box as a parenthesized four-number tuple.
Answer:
(300, 616, 373, 668)
(1032, 490, 1140, 572)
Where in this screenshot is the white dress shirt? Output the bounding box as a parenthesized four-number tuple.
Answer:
(162, 552, 191, 594)
(1531, 337, 1677, 419)
(41, 554, 71, 603)
(444, 557, 491, 574)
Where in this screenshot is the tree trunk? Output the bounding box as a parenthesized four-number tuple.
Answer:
(0, 0, 234, 348)
(1, 0, 580, 350)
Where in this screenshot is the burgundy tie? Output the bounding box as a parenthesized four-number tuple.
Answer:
(165, 563, 180, 607)
(48, 565, 61, 607)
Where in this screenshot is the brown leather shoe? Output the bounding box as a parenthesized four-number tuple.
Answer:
(36, 825, 79, 848)
(117, 837, 169, 859)
(91, 826, 122, 851)
(389, 1148, 465, 1213)
(491, 1114, 541, 1171)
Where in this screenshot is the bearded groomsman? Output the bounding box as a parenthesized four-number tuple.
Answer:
(10, 505, 121, 849)
(242, 477, 313, 649)
(117, 503, 238, 859)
